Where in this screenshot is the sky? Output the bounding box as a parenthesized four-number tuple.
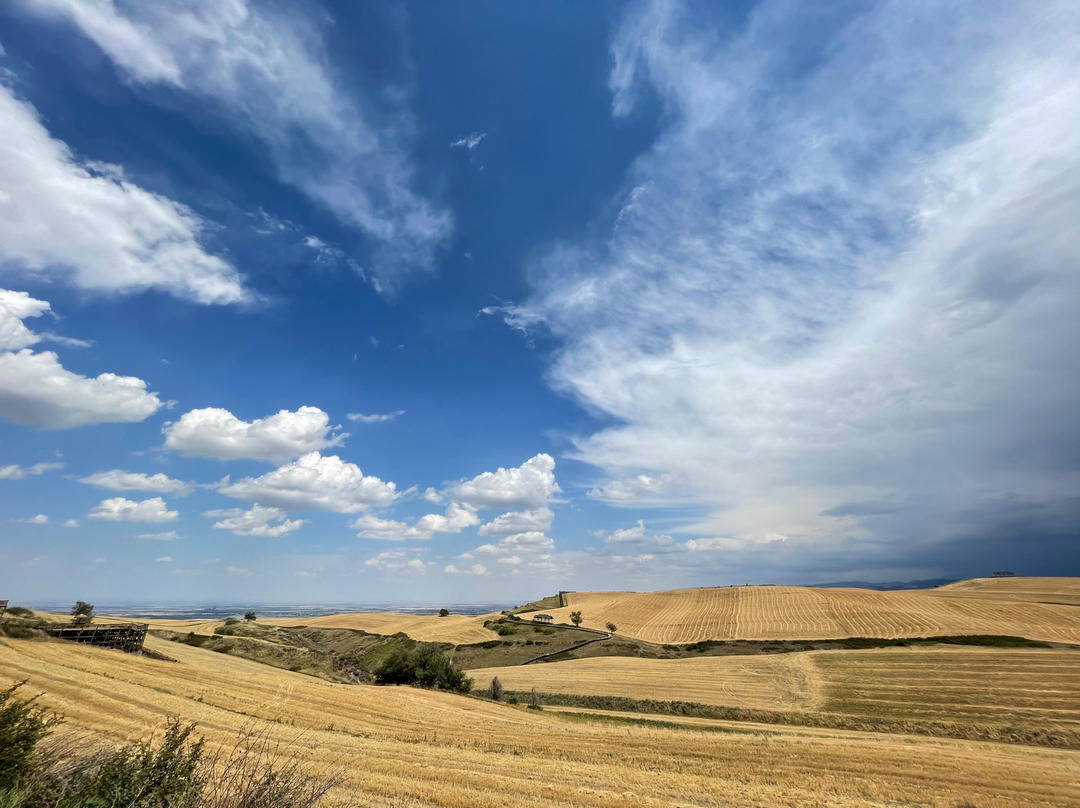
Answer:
(1, 0, 1078, 605)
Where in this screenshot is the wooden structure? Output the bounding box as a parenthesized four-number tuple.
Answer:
(532, 614, 554, 624)
(43, 621, 148, 653)
(0, 599, 7, 618)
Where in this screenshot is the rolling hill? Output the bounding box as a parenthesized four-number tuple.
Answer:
(518, 580, 1080, 644)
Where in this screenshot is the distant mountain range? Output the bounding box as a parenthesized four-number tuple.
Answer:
(811, 578, 960, 591)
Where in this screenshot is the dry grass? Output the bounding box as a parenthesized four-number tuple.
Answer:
(468, 654, 818, 710)
(31, 611, 501, 644)
(931, 576, 1080, 605)
(517, 581, 1080, 643)
(815, 646, 1080, 726)
(262, 612, 500, 644)
(470, 646, 1080, 731)
(2, 636, 1078, 807)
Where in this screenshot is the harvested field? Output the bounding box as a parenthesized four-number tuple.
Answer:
(2, 636, 1078, 807)
(470, 646, 1080, 732)
(816, 646, 1080, 726)
(518, 583, 1080, 643)
(931, 576, 1080, 606)
(263, 611, 500, 644)
(468, 654, 818, 710)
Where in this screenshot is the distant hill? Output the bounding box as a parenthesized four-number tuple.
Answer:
(517, 579, 1080, 645)
(811, 578, 958, 590)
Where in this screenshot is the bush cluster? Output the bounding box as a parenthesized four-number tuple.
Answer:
(373, 646, 472, 693)
(0, 681, 340, 808)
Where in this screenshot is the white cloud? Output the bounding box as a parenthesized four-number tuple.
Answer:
(0, 461, 63, 480)
(351, 502, 478, 541)
(588, 473, 677, 504)
(226, 566, 253, 577)
(136, 530, 179, 541)
(0, 289, 51, 350)
(163, 406, 345, 463)
(498, 0, 1080, 570)
(450, 133, 486, 150)
(63, 519, 78, 528)
(220, 452, 397, 513)
(450, 453, 560, 509)
(19, 0, 451, 292)
(79, 470, 192, 495)
(205, 505, 304, 538)
(346, 410, 404, 423)
(477, 506, 553, 537)
(365, 550, 426, 572)
(0, 349, 162, 429)
(443, 563, 488, 576)
(468, 531, 555, 557)
(17, 513, 48, 524)
(155, 556, 172, 563)
(497, 555, 523, 566)
(89, 496, 178, 523)
(0, 85, 248, 304)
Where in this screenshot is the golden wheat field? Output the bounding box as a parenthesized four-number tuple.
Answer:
(518, 581, 1080, 643)
(468, 654, 818, 710)
(263, 611, 500, 644)
(34, 610, 501, 643)
(469, 646, 1080, 728)
(932, 576, 1080, 605)
(2, 636, 1079, 808)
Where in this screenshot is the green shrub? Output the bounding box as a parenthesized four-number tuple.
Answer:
(0, 682, 60, 791)
(374, 646, 472, 693)
(5, 607, 34, 618)
(223, 618, 240, 626)
(0, 681, 341, 808)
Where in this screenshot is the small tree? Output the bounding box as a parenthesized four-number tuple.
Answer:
(71, 601, 94, 624)
(528, 688, 543, 710)
(489, 676, 504, 702)
(243, 611, 257, 622)
(569, 610, 583, 627)
(438, 608, 450, 617)
(605, 622, 617, 633)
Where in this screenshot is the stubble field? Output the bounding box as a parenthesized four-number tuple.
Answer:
(2, 635, 1079, 807)
(518, 579, 1080, 644)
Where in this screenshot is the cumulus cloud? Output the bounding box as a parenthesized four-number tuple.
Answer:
(346, 410, 404, 423)
(496, 0, 1080, 574)
(0, 85, 248, 304)
(63, 519, 78, 528)
(205, 505, 304, 537)
(0, 287, 164, 428)
(163, 406, 346, 463)
(588, 473, 678, 504)
(365, 551, 427, 572)
(0, 349, 163, 429)
(0, 461, 63, 480)
(477, 506, 553, 537)
(89, 496, 178, 523)
(468, 531, 555, 557)
(17, 514, 48, 524)
(18, 0, 450, 292)
(155, 556, 172, 562)
(443, 563, 488, 576)
(220, 452, 397, 513)
(450, 453, 560, 510)
(79, 470, 192, 495)
(352, 502, 478, 541)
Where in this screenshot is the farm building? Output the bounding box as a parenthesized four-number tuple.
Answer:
(532, 614, 554, 624)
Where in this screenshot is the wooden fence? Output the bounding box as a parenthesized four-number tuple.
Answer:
(42, 622, 148, 653)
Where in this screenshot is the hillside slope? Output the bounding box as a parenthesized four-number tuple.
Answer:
(931, 576, 1080, 605)
(519, 582, 1080, 644)
(1, 636, 1078, 807)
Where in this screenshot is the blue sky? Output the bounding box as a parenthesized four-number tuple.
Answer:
(1, 0, 1078, 604)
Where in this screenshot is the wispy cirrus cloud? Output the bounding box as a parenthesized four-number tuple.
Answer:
(17, 0, 450, 293)
(496, 0, 1080, 577)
